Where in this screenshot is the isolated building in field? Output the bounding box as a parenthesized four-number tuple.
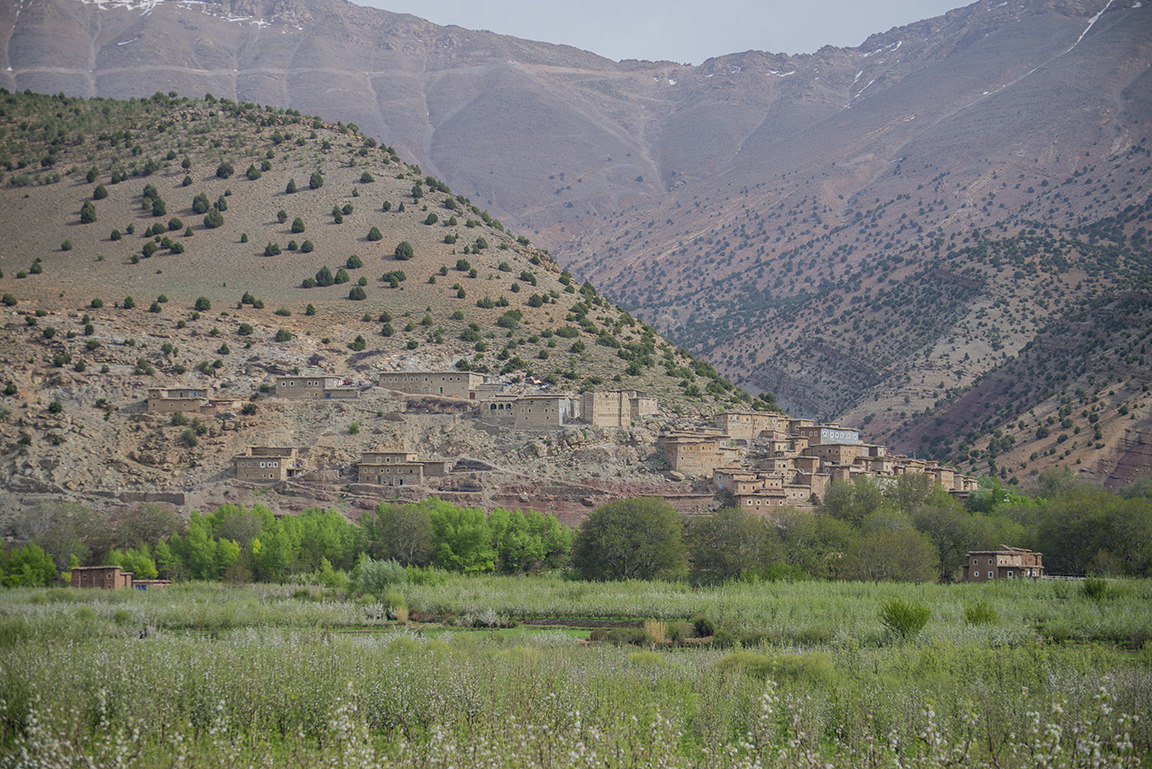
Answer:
(71, 565, 133, 589)
(963, 546, 1044, 582)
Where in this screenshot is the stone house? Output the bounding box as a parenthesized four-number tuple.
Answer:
(479, 394, 520, 424)
(659, 431, 740, 477)
(794, 424, 861, 445)
(275, 376, 359, 400)
(234, 446, 306, 481)
(355, 450, 450, 486)
(514, 395, 577, 429)
(147, 387, 211, 414)
(580, 390, 657, 428)
(714, 411, 789, 441)
(71, 565, 133, 589)
(379, 371, 486, 399)
(963, 546, 1044, 582)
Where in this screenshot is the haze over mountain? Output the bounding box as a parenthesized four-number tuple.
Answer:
(2, 0, 1151, 489)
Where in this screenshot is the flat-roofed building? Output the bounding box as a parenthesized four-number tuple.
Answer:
(794, 424, 861, 445)
(356, 450, 451, 485)
(275, 376, 359, 400)
(580, 390, 658, 428)
(378, 371, 485, 399)
(234, 446, 306, 481)
(963, 546, 1044, 582)
(714, 411, 789, 441)
(71, 566, 133, 589)
(515, 395, 577, 429)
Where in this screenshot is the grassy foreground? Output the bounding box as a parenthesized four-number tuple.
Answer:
(1, 578, 1149, 767)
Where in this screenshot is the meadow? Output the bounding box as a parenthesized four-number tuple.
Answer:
(1, 576, 1149, 767)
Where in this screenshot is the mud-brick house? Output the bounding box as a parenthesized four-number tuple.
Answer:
(714, 411, 789, 441)
(355, 450, 450, 486)
(659, 430, 740, 477)
(71, 565, 133, 589)
(147, 387, 241, 415)
(514, 395, 578, 429)
(579, 390, 658, 428)
(70, 566, 170, 589)
(234, 446, 306, 481)
(275, 376, 359, 400)
(963, 546, 1044, 582)
(378, 371, 486, 399)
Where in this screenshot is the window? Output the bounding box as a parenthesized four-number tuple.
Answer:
(1007, 571, 1013, 578)
(974, 571, 980, 578)
(988, 572, 994, 579)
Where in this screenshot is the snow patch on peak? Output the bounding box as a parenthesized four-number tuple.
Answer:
(76, 0, 163, 13)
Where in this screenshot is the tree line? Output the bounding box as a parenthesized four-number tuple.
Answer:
(2, 468, 1149, 588)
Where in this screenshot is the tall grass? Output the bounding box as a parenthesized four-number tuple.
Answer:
(0, 579, 1149, 766)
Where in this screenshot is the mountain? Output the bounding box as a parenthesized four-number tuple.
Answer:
(2, 0, 1151, 489)
(0, 90, 766, 521)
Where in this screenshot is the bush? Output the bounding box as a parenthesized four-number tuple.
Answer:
(61, 240, 73, 251)
(291, 217, 306, 233)
(216, 161, 234, 178)
(171, 411, 189, 426)
(275, 328, 293, 342)
(349, 286, 367, 301)
(690, 614, 715, 637)
(349, 335, 367, 351)
(301, 240, 314, 253)
(80, 200, 97, 223)
(879, 598, 931, 640)
(309, 171, 324, 189)
(285, 178, 297, 194)
(394, 241, 414, 260)
(367, 226, 383, 242)
(203, 208, 224, 228)
(194, 297, 211, 311)
(964, 601, 998, 625)
(1081, 575, 1114, 601)
(347, 253, 363, 269)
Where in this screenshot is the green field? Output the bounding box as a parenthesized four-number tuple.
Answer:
(1, 577, 1149, 767)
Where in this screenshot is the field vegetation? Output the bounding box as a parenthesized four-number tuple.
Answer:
(0, 576, 1149, 767)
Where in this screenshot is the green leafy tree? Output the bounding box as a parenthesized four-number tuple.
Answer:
(203, 207, 224, 229)
(688, 506, 781, 582)
(394, 241, 414, 260)
(80, 200, 97, 224)
(361, 502, 435, 566)
(291, 217, 306, 233)
(315, 265, 334, 287)
(427, 498, 494, 572)
(572, 497, 686, 581)
(216, 161, 234, 179)
(1, 543, 58, 587)
(309, 171, 324, 189)
(367, 226, 383, 242)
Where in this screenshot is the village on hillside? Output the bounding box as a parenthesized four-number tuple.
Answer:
(147, 366, 980, 511)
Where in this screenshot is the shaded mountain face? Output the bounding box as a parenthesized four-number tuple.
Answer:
(3, 0, 1151, 488)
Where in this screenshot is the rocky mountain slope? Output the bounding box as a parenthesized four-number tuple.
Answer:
(0, 91, 757, 521)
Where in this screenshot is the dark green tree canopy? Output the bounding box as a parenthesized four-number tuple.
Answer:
(572, 497, 686, 581)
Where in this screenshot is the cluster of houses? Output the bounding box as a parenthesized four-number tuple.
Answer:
(145, 370, 979, 506)
(110, 369, 1042, 587)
